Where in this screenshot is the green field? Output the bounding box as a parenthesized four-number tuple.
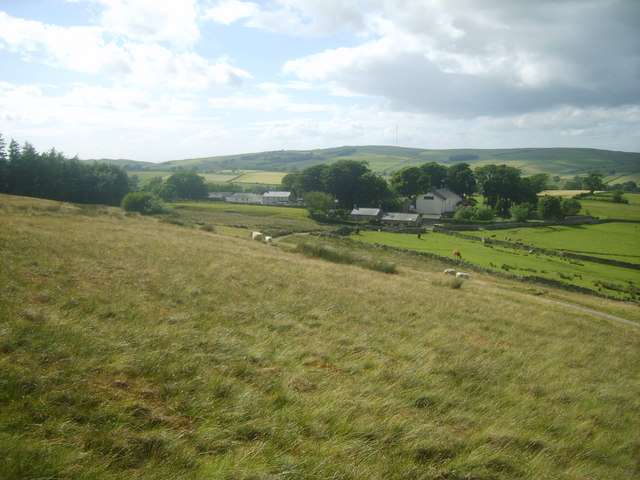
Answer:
(353, 226, 639, 299)
(1, 193, 639, 480)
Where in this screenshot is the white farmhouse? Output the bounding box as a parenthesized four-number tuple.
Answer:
(262, 191, 295, 205)
(415, 189, 461, 215)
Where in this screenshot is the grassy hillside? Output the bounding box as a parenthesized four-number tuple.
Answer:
(94, 146, 640, 182)
(1, 194, 639, 480)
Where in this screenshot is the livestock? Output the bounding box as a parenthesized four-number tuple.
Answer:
(443, 269, 457, 275)
(264, 236, 273, 244)
(456, 272, 469, 279)
(251, 231, 263, 241)
(453, 250, 462, 259)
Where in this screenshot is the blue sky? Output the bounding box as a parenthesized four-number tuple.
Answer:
(1, 0, 639, 162)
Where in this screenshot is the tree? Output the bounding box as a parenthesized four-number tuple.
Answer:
(165, 171, 208, 200)
(282, 164, 328, 197)
(303, 191, 334, 216)
(474, 164, 522, 215)
(517, 173, 549, 205)
(121, 192, 166, 215)
(582, 171, 604, 194)
(354, 172, 398, 210)
(561, 198, 582, 216)
(537, 195, 563, 220)
(418, 162, 447, 192)
(445, 163, 476, 197)
(389, 166, 421, 197)
(322, 160, 369, 209)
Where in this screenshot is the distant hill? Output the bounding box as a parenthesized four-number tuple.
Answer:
(88, 146, 640, 181)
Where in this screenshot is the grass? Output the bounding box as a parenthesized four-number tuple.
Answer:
(294, 240, 397, 273)
(352, 228, 639, 299)
(1, 193, 640, 479)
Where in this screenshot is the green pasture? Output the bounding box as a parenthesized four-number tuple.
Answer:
(580, 193, 640, 220)
(172, 201, 311, 221)
(473, 223, 640, 264)
(354, 230, 639, 299)
(234, 171, 287, 184)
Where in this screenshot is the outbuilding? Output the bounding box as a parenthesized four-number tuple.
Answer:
(351, 207, 383, 222)
(262, 191, 295, 205)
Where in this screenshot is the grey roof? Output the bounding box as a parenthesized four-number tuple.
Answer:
(382, 212, 420, 222)
(351, 208, 382, 216)
(432, 188, 461, 200)
(263, 191, 292, 198)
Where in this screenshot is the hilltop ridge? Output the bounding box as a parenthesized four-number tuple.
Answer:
(87, 145, 640, 180)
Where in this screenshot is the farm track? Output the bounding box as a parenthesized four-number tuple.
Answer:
(549, 300, 640, 328)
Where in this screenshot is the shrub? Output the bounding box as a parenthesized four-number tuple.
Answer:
(510, 203, 532, 222)
(121, 192, 166, 215)
(561, 198, 582, 216)
(473, 205, 494, 221)
(537, 195, 563, 220)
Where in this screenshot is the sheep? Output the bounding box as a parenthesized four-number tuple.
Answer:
(251, 231, 263, 242)
(453, 250, 462, 259)
(456, 272, 469, 279)
(443, 269, 457, 275)
(264, 236, 273, 244)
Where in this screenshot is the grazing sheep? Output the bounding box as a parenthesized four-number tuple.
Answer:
(443, 269, 457, 275)
(453, 250, 462, 259)
(251, 231, 263, 241)
(264, 236, 273, 244)
(456, 272, 469, 279)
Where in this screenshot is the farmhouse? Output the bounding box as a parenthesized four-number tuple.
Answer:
(415, 188, 462, 215)
(351, 207, 383, 222)
(262, 191, 295, 205)
(226, 193, 264, 204)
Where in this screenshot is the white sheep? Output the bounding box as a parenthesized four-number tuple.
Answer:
(264, 236, 273, 244)
(251, 231, 263, 241)
(456, 272, 470, 279)
(443, 269, 457, 275)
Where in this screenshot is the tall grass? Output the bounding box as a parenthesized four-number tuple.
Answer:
(294, 240, 397, 273)
(1, 194, 639, 480)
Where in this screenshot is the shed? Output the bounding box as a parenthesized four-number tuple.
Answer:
(381, 212, 421, 226)
(351, 207, 383, 222)
(415, 188, 461, 215)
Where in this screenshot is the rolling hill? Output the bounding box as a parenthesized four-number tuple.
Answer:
(90, 146, 640, 182)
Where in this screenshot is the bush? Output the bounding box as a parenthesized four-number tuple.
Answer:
(473, 205, 494, 221)
(537, 195, 563, 220)
(121, 192, 166, 215)
(561, 198, 582, 216)
(510, 203, 532, 222)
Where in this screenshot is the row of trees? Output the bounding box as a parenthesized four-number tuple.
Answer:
(0, 134, 131, 206)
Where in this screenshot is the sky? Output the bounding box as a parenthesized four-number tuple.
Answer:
(0, 0, 639, 162)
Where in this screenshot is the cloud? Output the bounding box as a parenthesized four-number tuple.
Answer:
(0, 11, 251, 89)
(282, 0, 640, 118)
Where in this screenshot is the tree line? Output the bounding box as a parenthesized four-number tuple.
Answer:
(0, 133, 131, 206)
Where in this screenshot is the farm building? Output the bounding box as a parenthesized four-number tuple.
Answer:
(207, 191, 233, 201)
(226, 193, 264, 204)
(262, 191, 295, 205)
(381, 212, 421, 227)
(351, 207, 383, 222)
(415, 189, 462, 215)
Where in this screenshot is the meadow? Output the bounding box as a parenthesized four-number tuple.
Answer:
(1, 193, 639, 480)
(353, 225, 639, 299)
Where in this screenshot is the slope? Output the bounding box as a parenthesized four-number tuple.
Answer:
(1, 194, 639, 480)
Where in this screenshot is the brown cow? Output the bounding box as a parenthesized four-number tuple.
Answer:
(453, 250, 462, 259)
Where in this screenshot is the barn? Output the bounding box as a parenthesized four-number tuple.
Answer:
(381, 212, 421, 227)
(262, 191, 295, 205)
(351, 207, 383, 222)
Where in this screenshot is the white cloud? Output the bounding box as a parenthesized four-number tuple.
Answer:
(202, 0, 260, 25)
(94, 0, 202, 47)
(0, 11, 251, 90)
